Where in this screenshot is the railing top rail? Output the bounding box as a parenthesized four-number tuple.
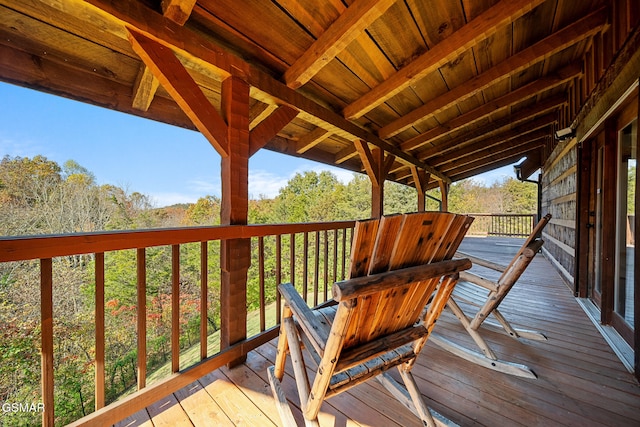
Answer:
(0, 220, 356, 262)
(465, 213, 536, 217)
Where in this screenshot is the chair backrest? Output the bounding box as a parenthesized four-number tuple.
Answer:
(341, 211, 474, 349)
(498, 213, 552, 283)
(468, 213, 552, 330)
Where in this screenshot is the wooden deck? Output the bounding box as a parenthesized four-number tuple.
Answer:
(114, 237, 640, 427)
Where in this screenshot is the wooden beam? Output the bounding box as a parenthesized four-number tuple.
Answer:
(438, 181, 449, 212)
(448, 150, 542, 182)
(249, 103, 278, 130)
(127, 29, 229, 157)
(132, 0, 195, 111)
(249, 105, 299, 157)
(371, 148, 387, 218)
(435, 127, 552, 170)
(335, 145, 359, 164)
(416, 95, 564, 161)
(354, 140, 379, 187)
(381, 9, 606, 137)
(284, 0, 396, 89)
(442, 134, 549, 174)
(410, 166, 430, 212)
(394, 62, 582, 149)
(131, 64, 160, 111)
(296, 127, 331, 154)
(161, 0, 196, 25)
(342, 0, 547, 119)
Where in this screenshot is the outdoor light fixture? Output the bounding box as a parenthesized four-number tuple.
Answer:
(554, 126, 575, 140)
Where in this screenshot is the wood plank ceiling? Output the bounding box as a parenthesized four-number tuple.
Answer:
(0, 0, 608, 189)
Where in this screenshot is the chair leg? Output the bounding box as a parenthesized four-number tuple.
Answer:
(267, 366, 298, 427)
(377, 370, 458, 427)
(446, 297, 497, 360)
(282, 318, 321, 426)
(274, 306, 292, 381)
(487, 309, 547, 341)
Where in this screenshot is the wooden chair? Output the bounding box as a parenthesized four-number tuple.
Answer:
(430, 214, 552, 379)
(267, 212, 474, 427)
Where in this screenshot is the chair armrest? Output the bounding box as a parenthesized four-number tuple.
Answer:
(333, 258, 471, 301)
(458, 271, 499, 292)
(455, 251, 506, 273)
(278, 283, 330, 353)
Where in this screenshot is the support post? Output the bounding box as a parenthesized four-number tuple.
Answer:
(354, 141, 394, 219)
(371, 148, 384, 219)
(438, 180, 449, 212)
(220, 75, 251, 367)
(411, 166, 430, 212)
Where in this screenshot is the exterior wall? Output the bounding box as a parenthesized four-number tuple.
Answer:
(541, 138, 578, 285)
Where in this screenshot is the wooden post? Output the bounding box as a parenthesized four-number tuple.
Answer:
(411, 166, 430, 212)
(354, 141, 394, 218)
(371, 147, 384, 219)
(220, 75, 251, 367)
(439, 180, 449, 212)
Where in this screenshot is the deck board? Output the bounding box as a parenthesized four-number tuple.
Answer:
(116, 237, 640, 427)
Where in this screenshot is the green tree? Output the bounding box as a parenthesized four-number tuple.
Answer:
(499, 177, 538, 213)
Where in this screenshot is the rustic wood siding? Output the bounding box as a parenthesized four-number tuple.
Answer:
(541, 138, 578, 284)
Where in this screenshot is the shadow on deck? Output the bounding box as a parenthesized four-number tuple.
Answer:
(115, 237, 640, 427)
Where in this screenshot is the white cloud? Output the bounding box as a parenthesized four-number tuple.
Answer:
(249, 170, 289, 199)
(188, 178, 220, 196)
(0, 136, 44, 158)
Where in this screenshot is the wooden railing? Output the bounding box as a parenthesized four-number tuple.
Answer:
(0, 221, 355, 426)
(466, 214, 537, 238)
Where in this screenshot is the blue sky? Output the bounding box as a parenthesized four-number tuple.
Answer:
(0, 82, 518, 207)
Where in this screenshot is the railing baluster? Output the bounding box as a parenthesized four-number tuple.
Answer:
(171, 245, 180, 373)
(259, 236, 265, 331)
(276, 235, 282, 323)
(290, 233, 295, 290)
(303, 232, 308, 303)
(323, 230, 329, 302)
(136, 248, 146, 390)
(314, 231, 320, 306)
(200, 242, 208, 360)
(341, 228, 347, 280)
(41, 258, 54, 427)
(95, 252, 105, 410)
(332, 230, 338, 286)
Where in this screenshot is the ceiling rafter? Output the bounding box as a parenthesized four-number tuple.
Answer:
(131, 65, 160, 111)
(381, 9, 606, 138)
(432, 119, 555, 167)
(444, 137, 549, 178)
(342, 0, 547, 120)
(161, 0, 197, 25)
(416, 95, 565, 161)
(249, 103, 278, 130)
(397, 62, 582, 151)
(296, 127, 331, 154)
(284, 0, 397, 89)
